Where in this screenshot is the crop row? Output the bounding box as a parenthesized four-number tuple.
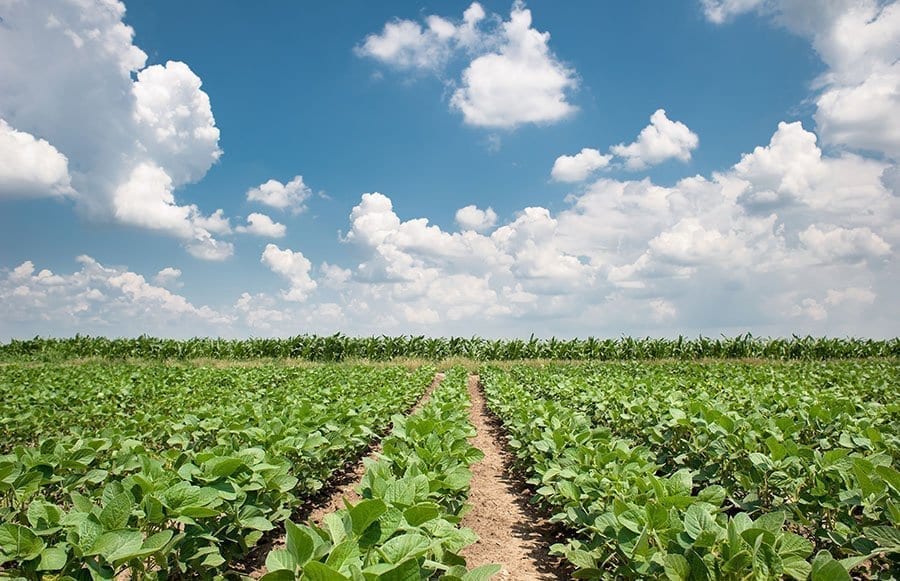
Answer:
(0, 364, 433, 578)
(481, 362, 900, 580)
(262, 368, 498, 580)
(2, 334, 897, 362)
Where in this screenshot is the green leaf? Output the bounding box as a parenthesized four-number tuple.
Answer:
(36, 545, 68, 571)
(864, 526, 900, 549)
(324, 540, 360, 572)
(285, 520, 314, 566)
(379, 533, 431, 564)
(242, 516, 275, 531)
(663, 553, 690, 581)
(202, 456, 246, 479)
(403, 503, 440, 527)
(462, 563, 502, 580)
(683, 505, 718, 540)
(265, 548, 297, 573)
(383, 479, 416, 507)
(0, 524, 45, 564)
(99, 491, 133, 530)
(566, 549, 596, 570)
(374, 558, 422, 580)
(811, 551, 850, 581)
(88, 530, 143, 562)
(753, 511, 785, 533)
(260, 570, 296, 581)
(350, 499, 387, 536)
(876, 465, 900, 492)
(783, 556, 812, 581)
(304, 560, 350, 581)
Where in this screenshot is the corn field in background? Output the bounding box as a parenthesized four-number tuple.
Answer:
(0, 334, 897, 362)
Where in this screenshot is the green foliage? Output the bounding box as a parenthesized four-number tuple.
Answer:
(1, 333, 897, 362)
(481, 361, 900, 579)
(263, 368, 499, 579)
(0, 363, 433, 579)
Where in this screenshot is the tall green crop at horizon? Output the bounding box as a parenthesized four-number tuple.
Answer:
(1, 334, 897, 362)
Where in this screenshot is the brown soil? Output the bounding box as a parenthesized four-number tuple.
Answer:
(460, 374, 568, 580)
(244, 372, 445, 578)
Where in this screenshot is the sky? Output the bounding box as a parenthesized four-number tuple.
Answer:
(0, 0, 898, 339)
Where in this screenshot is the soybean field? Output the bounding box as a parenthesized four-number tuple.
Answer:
(0, 339, 897, 580)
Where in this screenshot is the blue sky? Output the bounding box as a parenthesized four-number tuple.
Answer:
(0, 0, 897, 338)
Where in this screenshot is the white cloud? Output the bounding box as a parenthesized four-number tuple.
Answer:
(0, 119, 74, 198)
(153, 267, 182, 288)
(791, 297, 828, 321)
(450, 3, 578, 128)
(700, 0, 765, 23)
(236, 213, 287, 238)
(610, 109, 699, 170)
(455, 205, 498, 232)
(0, 1, 229, 259)
(650, 298, 677, 321)
(0, 256, 230, 337)
(799, 224, 891, 263)
(360, 2, 578, 130)
(551, 148, 612, 182)
(320, 262, 352, 288)
(132, 61, 221, 185)
(355, 2, 487, 71)
(261, 244, 317, 302)
(825, 286, 877, 306)
(246, 176, 312, 212)
(703, 0, 900, 161)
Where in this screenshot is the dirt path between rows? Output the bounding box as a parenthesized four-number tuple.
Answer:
(245, 372, 445, 578)
(460, 374, 566, 580)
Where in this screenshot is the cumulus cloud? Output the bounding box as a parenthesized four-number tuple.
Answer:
(154, 267, 182, 288)
(360, 2, 578, 130)
(703, 0, 900, 161)
(0, 119, 74, 198)
(610, 109, 699, 170)
(0, 1, 229, 259)
(236, 213, 287, 238)
(261, 244, 317, 302)
(320, 262, 352, 288)
(455, 205, 498, 232)
(450, 3, 578, 128)
(799, 224, 891, 263)
(825, 286, 876, 306)
(246, 176, 313, 213)
(551, 148, 612, 182)
(355, 2, 487, 70)
(0, 257, 230, 337)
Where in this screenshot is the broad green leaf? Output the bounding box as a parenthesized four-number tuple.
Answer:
(285, 520, 314, 565)
(462, 563, 502, 580)
(99, 491, 132, 530)
(663, 553, 690, 581)
(403, 503, 440, 527)
(202, 456, 246, 479)
(864, 526, 900, 549)
(325, 540, 360, 572)
(379, 533, 431, 564)
(265, 548, 297, 572)
(304, 561, 350, 581)
(350, 499, 387, 536)
(87, 530, 143, 562)
(36, 545, 68, 571)
(753, 511, 785, 533)
(242, 516, 275, 531)
(811, 551, 851, 581)
(0, 524, 45, 564)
